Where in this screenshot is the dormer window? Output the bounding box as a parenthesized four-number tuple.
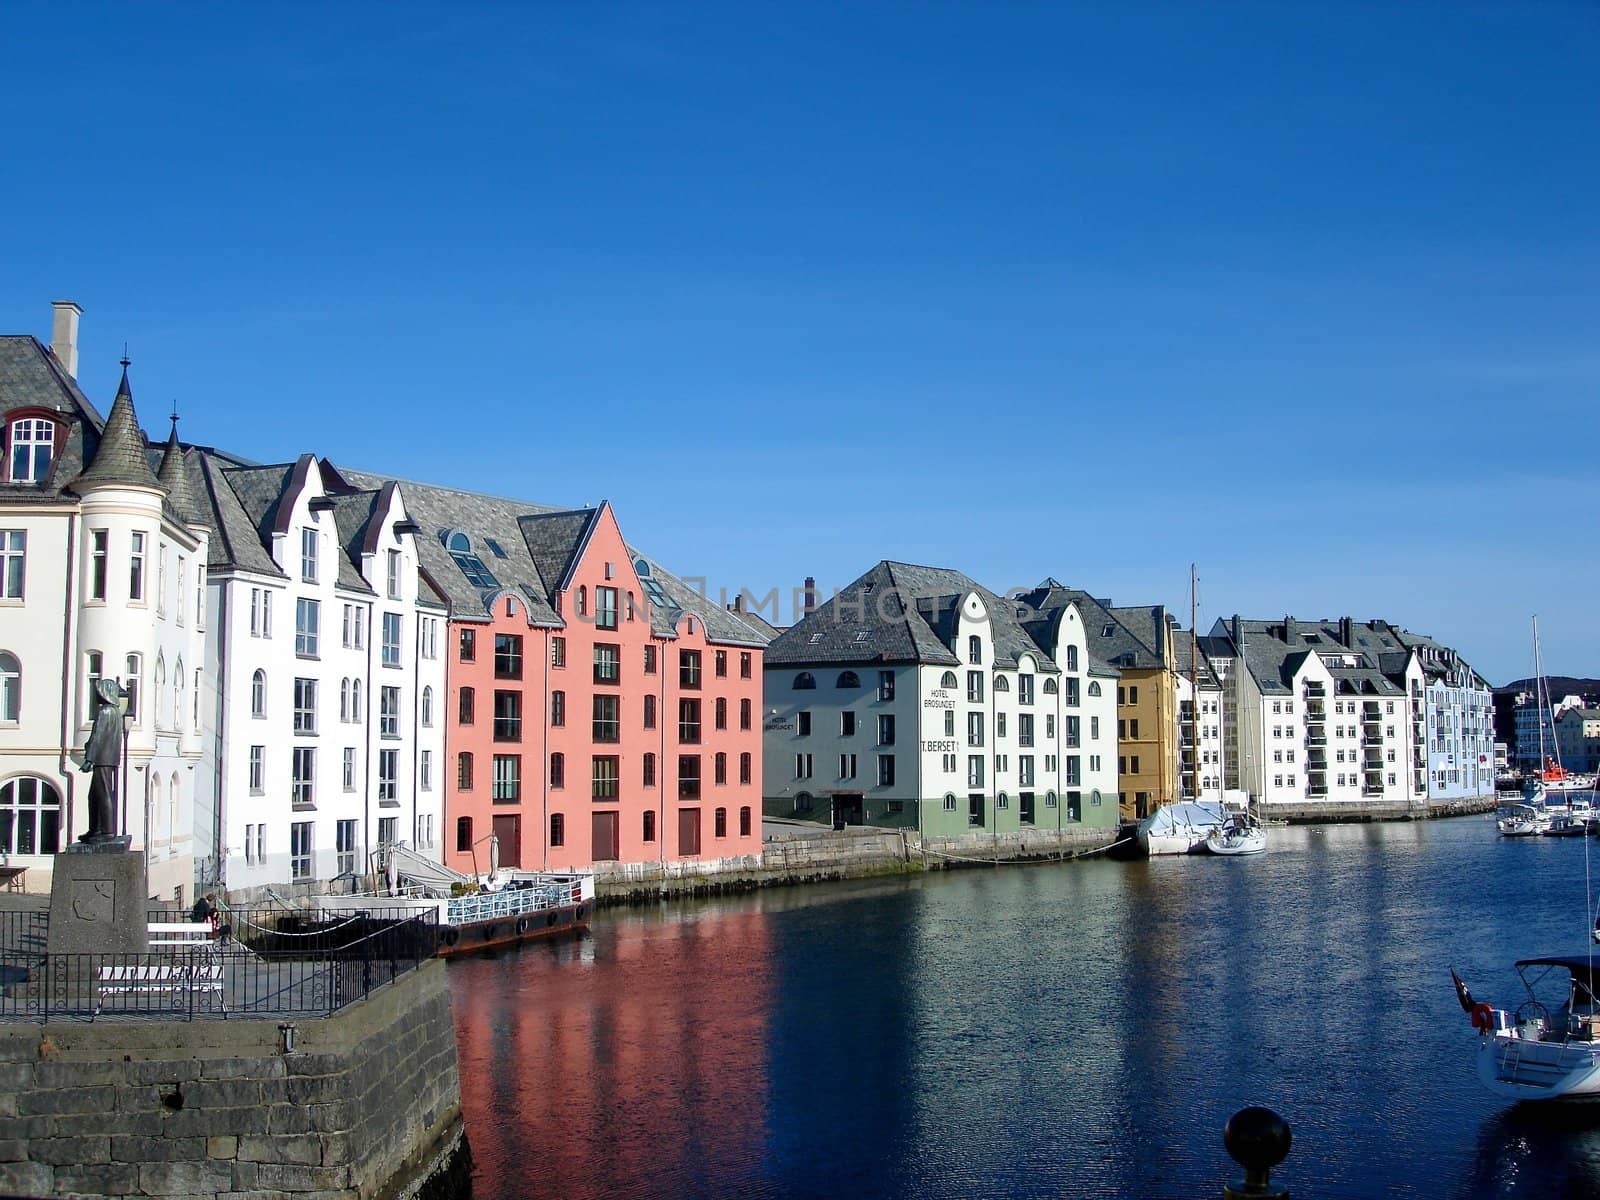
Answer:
(443, 531, 498, 589)
(7, 417, 56, 483)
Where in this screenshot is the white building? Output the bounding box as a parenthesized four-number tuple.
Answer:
(761, 562, 1120, 837)
(1513, 691, 1586, 771)
(0, 304, 209, 900)
(187, 453, 448, 899)
(1174, 632, 1227, 803)
(1205, 615, 1495, 809)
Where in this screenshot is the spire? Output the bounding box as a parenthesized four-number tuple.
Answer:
(157, 405, 196, 518)
(73, 356, 162, 492)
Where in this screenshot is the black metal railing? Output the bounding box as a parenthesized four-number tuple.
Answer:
(0, 908, 436, 1023)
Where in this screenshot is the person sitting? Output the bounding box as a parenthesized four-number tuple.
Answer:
(191, 892, 231, 942)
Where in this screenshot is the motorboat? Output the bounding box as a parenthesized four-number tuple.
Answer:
(1135, 801, 1224, 856)
(1543, 813, 1591, 838)
(1204, 813, 1266, 856)
(1462, 957, 1600, 1101)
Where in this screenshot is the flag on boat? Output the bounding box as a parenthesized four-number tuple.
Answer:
(1451, 966, 1475, 1014)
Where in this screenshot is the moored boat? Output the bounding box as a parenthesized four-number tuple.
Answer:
(1457, 958, 1600, 1101)
(1497, 803, 1550, 837)
(1136, 800, 1224, 855)
(1204, 813, 1266, 856)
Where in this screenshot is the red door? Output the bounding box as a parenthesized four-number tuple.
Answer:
(592, 811, 619, 862)
(491, 814, 521, 869)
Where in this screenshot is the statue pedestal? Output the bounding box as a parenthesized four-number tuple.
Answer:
(46, 844, 148, 958)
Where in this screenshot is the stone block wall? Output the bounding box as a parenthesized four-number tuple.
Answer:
(0, 959, 462, 1199)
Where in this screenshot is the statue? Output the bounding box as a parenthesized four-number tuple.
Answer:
(79, 678, 127, 843)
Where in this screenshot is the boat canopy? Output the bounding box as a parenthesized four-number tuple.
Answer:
(1516, 956, 1600, 1002)
(1140, 801, 1223, 836)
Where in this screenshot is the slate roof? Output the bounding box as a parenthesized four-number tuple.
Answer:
(1015, 581, 1165, 672)
(1209, 615, 1427, 697)
(190, 450, 284, 576)
(628, 548, 771, 648)
(519, 509, 602, 602)
(766, 561, 1060, 672)
(0, 335, 103, 501)
(73, 365, 162, 491)
(1172, 633, 1222, 690)
(727, 602, 781, 643)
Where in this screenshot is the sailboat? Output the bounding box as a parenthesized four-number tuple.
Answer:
(1459, 619, 1600, 1100)
(1498, 617, 1579, 838)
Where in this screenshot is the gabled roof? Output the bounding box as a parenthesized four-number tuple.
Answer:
(0, 335, 104, 502)
(628, 549, 771, 648)
(518, 508, 602, 602)
(766, 561, 1059, 672)
(190, 450, 284, 577)
(1015, 582, 1164, 672)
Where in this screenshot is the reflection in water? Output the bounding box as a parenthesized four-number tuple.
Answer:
(452, 820, 1600, 1199)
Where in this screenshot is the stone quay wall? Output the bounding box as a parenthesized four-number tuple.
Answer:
(1265, 795, 1501, 824)
(0, 959, 463, 1200)
(595, 824, 1120, 904)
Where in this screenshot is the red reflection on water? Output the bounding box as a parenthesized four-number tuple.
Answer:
(452, 906, 773, 1200)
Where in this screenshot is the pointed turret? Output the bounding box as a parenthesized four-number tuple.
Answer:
(157, 412, 197, 519)
(73, 360, 162, 492)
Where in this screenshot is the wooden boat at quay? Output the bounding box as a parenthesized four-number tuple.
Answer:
(315, 843, 593, 957)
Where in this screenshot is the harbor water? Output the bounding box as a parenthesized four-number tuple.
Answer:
(450, 816, 1600, 1199)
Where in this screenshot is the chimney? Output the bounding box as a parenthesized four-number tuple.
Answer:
(1339, 616, 1354, 647)
(803, 576, 817, 616)
(50, 300, 81, 379)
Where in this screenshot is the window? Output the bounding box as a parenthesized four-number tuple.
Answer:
(1019, 714, 1034, 747)
(878, 755, 895, 786)
(840, 710, 856, 737)
(994, 675, 1010, 694)
(551, 813, 566, 847)
(0, 531, 24, 599)
(715, 807, 728, 838)
(679, 755, 702, 799)
(124, 653, 141, 723)
(336, 820, 357, 875)
(552, 636, 566, 667)
(251, 669, 266, 718)
(458, 752, 474, 790)
(495, 633, 523, 679)
(796, 710, 812, 737)
(290, 821, 313, 880)
(967, 671, 984, 703)
(459, 627, 477, 662)
(493, 754, 521, 802)
(643, 752, 656, 788)
(968, 756, 984, 787)
(89, 529, 108, 601)
(792, 671, 816, 691)
(1018, 675, 1034, 705)
(596, 586, 619, 630)
(712, 649, 727, 678)
(494, 690, 522, 741)
(378, 750, 398, 801)
(293, 677, 317, 734)
(593, 643, 620, 684)
(715, 752, 728, 785)
(342, 603, 360, 648)
(292, 747, 315, 806)
(968, 793, 985, 826)
(643, 810, 657, 841)
(594, 694, 620, 742)
(681, 651, 702, 689)
(343, 747, 356, 791)
(943, 794, 958, 812)
(878, 714, 896, 745)
(300, 527, 318, 582)
(1071, 679, 1085, 705)
(386, 548, 402, 599)
(382, 612, 402, 667)
(248, 745, 265, 793)
(640, 693, 656, 730)
(1066, 646, 1079, 671)
(878, 671, 895, 701)
(944, 711, 955, 738)
(551, 690, 565, 727)
(679, 698, 702, 743)
(644, 644, 657, 674)
(8, 417, 55, 482)
(740, 752, 752, 785)
(741, 699, 752, 731)
(420, 616, 437, 659)
(840, 752, 858, 779)
(1020, 756, 1035, 786)
(339, 678, 351, 723)
(739, 806, 752, 837)
(1129, 686, 1138, 704)
(740, 652, 752, 679)
(295, 598, 320, 656)
(381, 685, 401, 737)
(456, 816, 473, 852)
(968, 635, 982, 664)
(421, 686, 434, 727)
(795, 753, 813, 779)
(0, 652, 17, 722)
(0, 777, 62, 855)
(968, 711, 985, 747)
(129, 531, 146, 601)
(592, 755, 619, 800)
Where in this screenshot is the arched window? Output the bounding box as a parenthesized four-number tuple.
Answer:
(793, 672, 817, 690)
(576, 586, 587, 617)
(340, 678, 351, 722)
(1088, 681, 1102, 697)
(835, 671, 861, 688)
(124, 653, 141, 723)
(169, 771, 179, 840)
(0, 652, 19, 722)
(251, 669, 266, 717)
(940, 671, 958, 689)
(456, 816, 473, 853)
(193, 668, 201, 730)
(154, 656, 167, 728)
(1043, 678, 1058, 694)
(968, 635, 982, 664)
(352, 679, 363, 720)
(739, 752, 752, 785)
(174, 657, 184, 729)
(0, 776, 62, 854)
(149, 774, 162, 840)
(993, 674, 1010, 692)
(715, 752, 727, 785)
(444, 532, 498, 588)
(421, 686, 434, 727)
(627, 592, 636, 621)
(1066, 646, 1079, 671)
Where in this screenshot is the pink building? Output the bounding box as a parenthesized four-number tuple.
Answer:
(339, 474, 768, 876)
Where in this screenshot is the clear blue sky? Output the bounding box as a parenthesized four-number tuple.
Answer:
(3, 3, 1595, 685)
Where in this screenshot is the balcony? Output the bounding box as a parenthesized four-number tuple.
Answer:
(1304, 682, 1326, 698)
(1306, 731, 1327, 746)
(1305, 701, 1325, 719)
(1307, 786, 1329, 798)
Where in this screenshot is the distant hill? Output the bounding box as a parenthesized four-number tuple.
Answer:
(1494, 677, 1600, 698)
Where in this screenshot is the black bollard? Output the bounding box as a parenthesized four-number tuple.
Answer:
(1223, 1106, 1291, 1199)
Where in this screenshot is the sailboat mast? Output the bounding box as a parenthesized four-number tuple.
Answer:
(1190, 564, 1200, 804)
